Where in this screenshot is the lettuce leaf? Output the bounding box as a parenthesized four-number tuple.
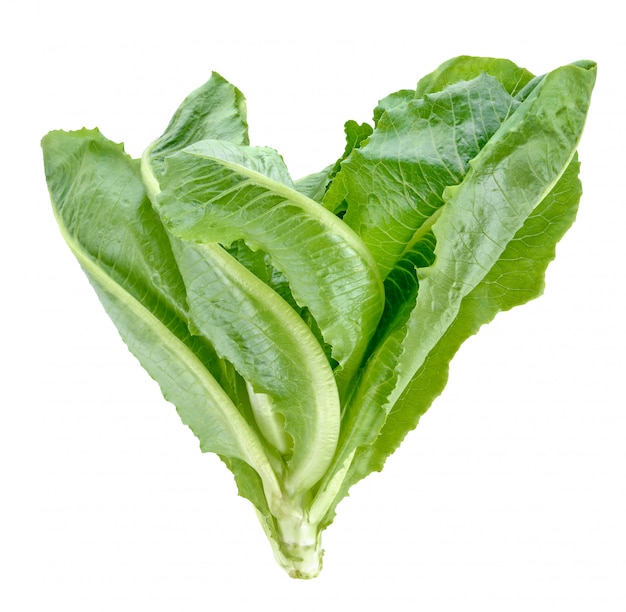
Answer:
(42, 57, 596, 579)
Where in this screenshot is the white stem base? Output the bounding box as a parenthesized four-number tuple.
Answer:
(258, 503, 323, 579)
(274, 513, 323, 579)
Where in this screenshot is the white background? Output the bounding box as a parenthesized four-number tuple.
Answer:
(2, 2, 624, 610)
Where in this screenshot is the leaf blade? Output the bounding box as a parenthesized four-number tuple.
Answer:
(169, 238, 341, 495)
(322, 155, 585, 522)
(312, 60, 596, 527)
(155, 140, 385, 393)
(42, 128, 282, 503)
(390, 61, 596, 407)
(326, 72, 522, 279)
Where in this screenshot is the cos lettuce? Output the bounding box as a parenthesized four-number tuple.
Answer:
(42, 56, 596, 579)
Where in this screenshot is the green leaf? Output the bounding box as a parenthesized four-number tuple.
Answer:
(154, 139, 385, 394)
(293, 166, 334, 201)
(325, 72, 521, 279)
(374, 156, 584, 465)
(362, 61, 595, 418)
(144, 72, 309, 338)
(318, 156, 584, 524)
(414, 55, 535, 97)
(169, 238, 341, 495)
(43, 59, 596, 579)
(390, 61, 596, 405)
(312, 60, 596, 527)
(148, 72, 249, 175)
(294, 120, 373, 206)
(42, 128, 282, 506)
(320, 119, 373, 215)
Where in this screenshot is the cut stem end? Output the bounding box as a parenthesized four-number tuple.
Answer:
(269, 507, 324, 579)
